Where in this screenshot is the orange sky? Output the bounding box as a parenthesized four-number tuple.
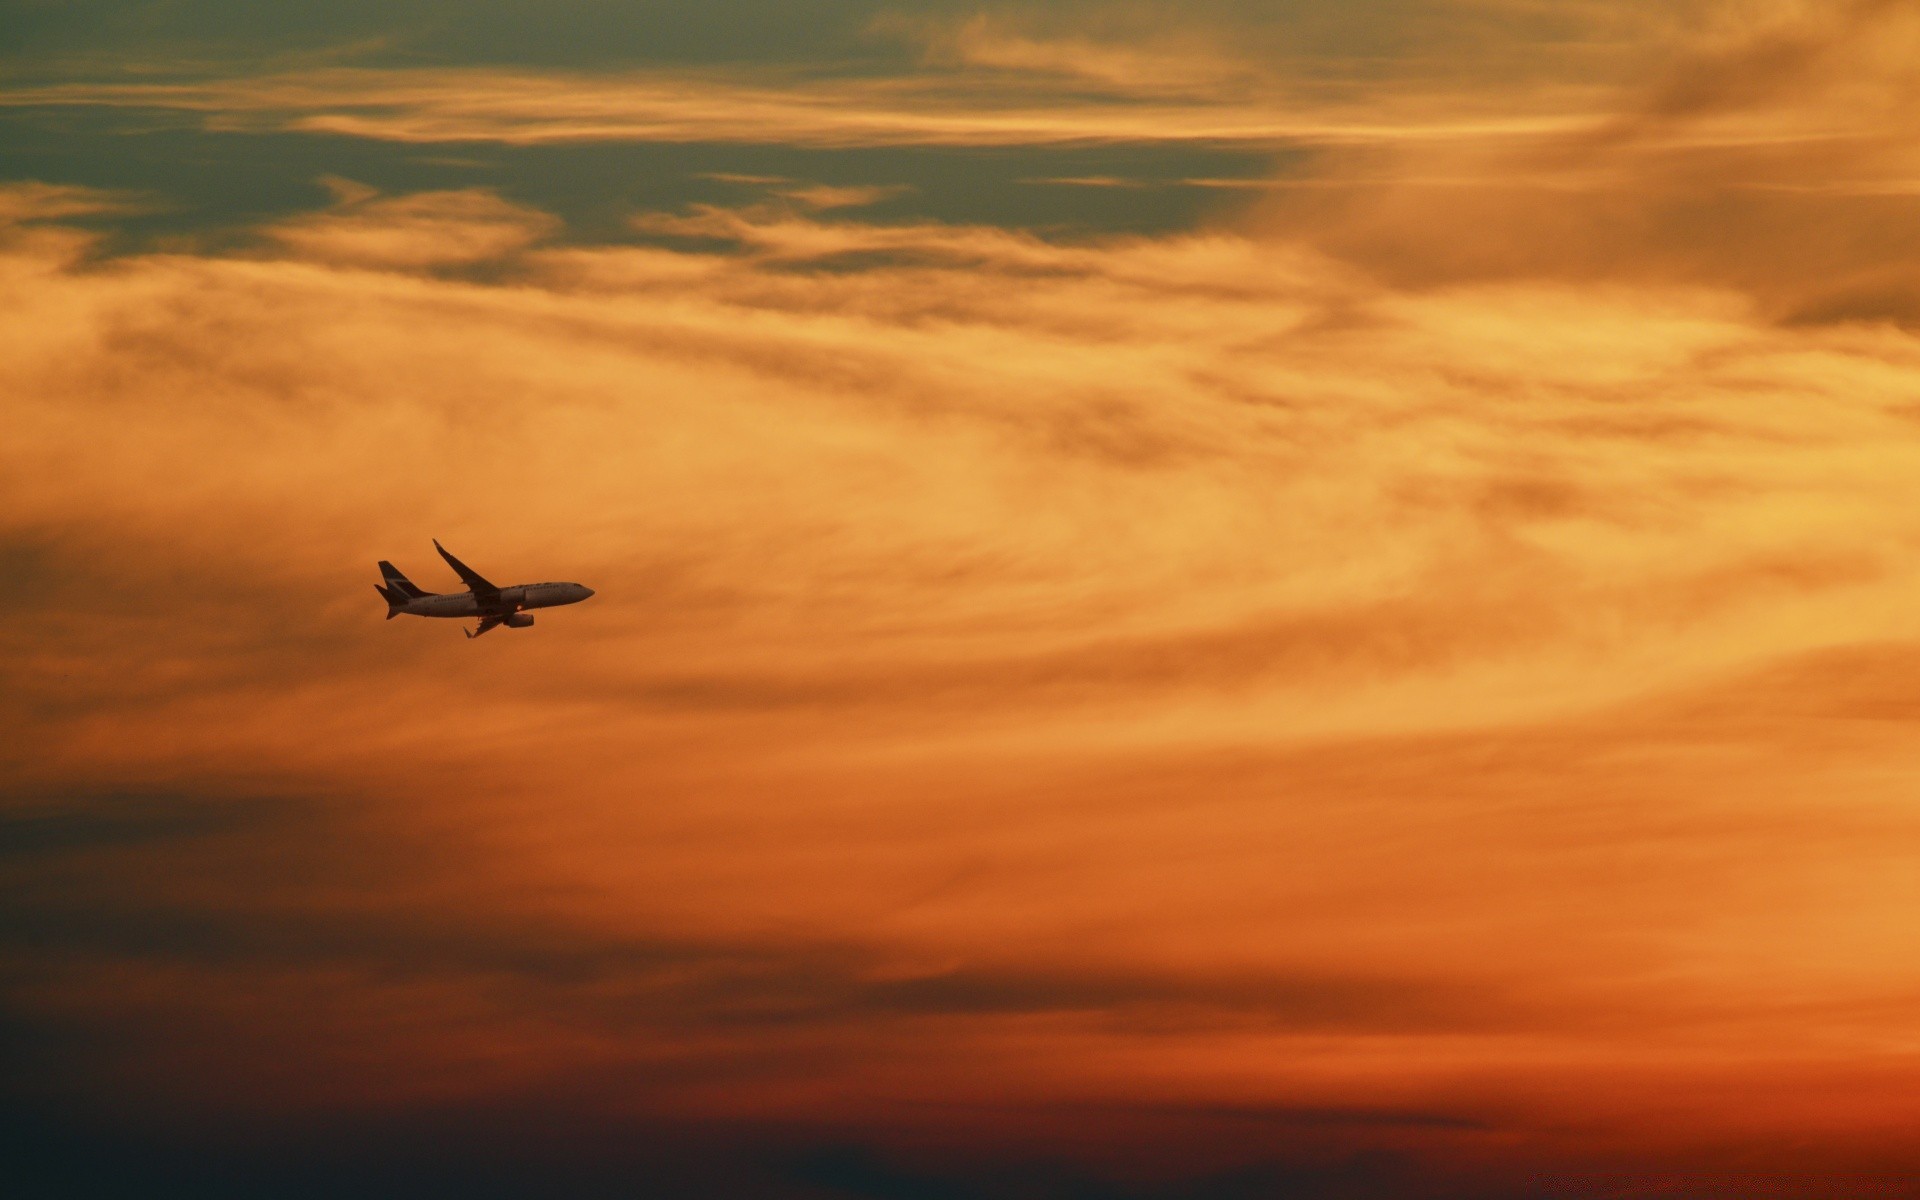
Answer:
(8, 2, 1920, 1196)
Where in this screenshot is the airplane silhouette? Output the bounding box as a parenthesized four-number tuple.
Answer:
(376, 541, 594, 638)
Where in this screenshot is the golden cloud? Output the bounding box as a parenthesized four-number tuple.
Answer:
(0, 64, 1601, 149)
(11, 2, 1920, 1181)
(1244, 0, 1920, 331)
(258, 179, 561, 266)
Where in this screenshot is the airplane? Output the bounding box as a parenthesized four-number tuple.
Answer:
(375, 540, 594, 638)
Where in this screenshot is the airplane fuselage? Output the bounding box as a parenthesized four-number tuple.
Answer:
(396, 582, 593, 620)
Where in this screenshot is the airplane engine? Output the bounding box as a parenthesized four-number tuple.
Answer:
(504, 613, 535, 629)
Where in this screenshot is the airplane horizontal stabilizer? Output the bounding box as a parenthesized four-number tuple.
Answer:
(374, 583, 404, 618)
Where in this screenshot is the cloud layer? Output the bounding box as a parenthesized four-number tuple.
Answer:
(11, 2, 1920, 1194)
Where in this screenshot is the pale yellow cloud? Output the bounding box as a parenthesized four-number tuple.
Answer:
(774, 182, 914, 211)
(0, 179, 146, 223)
(0, 65, 1602, 150)
(1020, 175, 1155, 189)
(259, 181, 560, 266)
(696, 171, 796, 186)
(1247, 0, 1920, 330)
(888, 11, 1257, 98)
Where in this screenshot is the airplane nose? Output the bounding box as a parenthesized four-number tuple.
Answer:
(580, 586, 595, 599)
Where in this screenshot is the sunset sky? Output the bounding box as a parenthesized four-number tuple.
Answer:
(10, 2, 1920, 1196)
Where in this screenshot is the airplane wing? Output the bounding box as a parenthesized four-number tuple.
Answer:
(434, 539, 499, 597)
(464, 614, 506, 639)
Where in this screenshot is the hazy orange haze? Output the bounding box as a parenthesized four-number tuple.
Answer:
(9, 2, 1920, 1196)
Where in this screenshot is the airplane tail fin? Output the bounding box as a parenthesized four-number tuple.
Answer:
(376, 561, 434, 620)
(378, 561, 432, 598)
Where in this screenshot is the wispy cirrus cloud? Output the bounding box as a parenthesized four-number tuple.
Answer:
(257, 177, 560, 265)
(0, 180, 149, 223)
(1249, 0, 1920, 329)
(0, 64, 1602, 150)
(879, 10, 1259, 97)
